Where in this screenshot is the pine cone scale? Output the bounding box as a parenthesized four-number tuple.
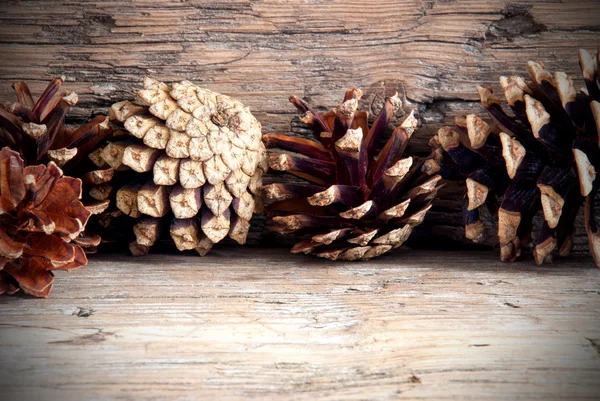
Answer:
(0, 150, 26, 209)
(23, 232, 75, 264)
(3, 257, 54, 297)
(0, 227, 24, 259)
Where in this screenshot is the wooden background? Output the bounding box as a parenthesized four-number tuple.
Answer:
(0, 0, 599, 249)
(0, 3, 600, 399)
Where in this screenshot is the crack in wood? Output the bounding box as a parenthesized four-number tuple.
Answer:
(485, 5, 547, 43)
(49, 329, 115, 346)
(587, 338, 600, 356)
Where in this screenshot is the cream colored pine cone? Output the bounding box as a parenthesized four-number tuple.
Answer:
(106, 78, 266, 256)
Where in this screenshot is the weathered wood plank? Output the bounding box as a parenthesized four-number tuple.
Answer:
(0, 249, 598, 400)
(0, 0, 599, 248)
(1, 0, 598, 149)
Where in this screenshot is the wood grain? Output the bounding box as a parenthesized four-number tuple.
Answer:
(0, 0, 599, 248)
(0, 249, 599, 400)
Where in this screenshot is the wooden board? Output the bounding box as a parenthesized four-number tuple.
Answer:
(2, 0, 599, 150)
(0, 249, 599, 400)
(0, 0, 599, 249)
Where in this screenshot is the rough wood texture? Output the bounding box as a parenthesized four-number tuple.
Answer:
(0, 0, 599, 248)
(0, 249, 599, 400)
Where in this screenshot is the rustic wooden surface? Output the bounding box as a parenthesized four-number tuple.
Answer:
(1, 0, 599, 149)
(0, 249, 599, 400)
(1, 4, 599, 400)
(1, 0, 600, 248)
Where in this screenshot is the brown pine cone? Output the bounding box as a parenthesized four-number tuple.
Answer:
(262, 89, 441, 261)
(0, 77, 117, 252)
(424, 47, 600, 266)
(106, 78, 266, 256)
(0, 148, 91, 297)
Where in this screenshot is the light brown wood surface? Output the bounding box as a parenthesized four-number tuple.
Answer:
(0, 249, 599, 400)
(1, 0, 600, 248)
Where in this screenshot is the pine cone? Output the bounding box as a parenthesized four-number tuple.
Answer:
(0, 148, 90, 297)
(262, 89, 441, 261)
(0, 77, 116, 252)
(106, 78, 266, 256)
(424, 47, 600, 265)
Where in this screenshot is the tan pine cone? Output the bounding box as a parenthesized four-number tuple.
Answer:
(424, 46, 600, 266)
(0, 77, 119, 252)
(106, 78, 266, 255)
(262, 89, 441, 261)
(0, 148, 91, 297)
